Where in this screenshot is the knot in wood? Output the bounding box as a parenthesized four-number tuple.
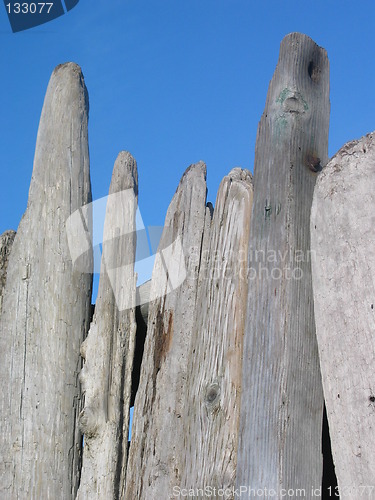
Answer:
(276, 88, 308, 115)
(308, 60, 321, 83)
(204, 382, 221, 411)
(78, 406, 98, 438)
(305, 153, 322, 173)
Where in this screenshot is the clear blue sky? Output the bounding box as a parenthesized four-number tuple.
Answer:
(1, 0, 374, 238)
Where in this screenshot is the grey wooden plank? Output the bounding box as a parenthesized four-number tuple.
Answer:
(236, 33, 330, 496)
(311, 132, 375, 493)
(77, 151, 138, 499)
(180, 168, 253, 494)
(125, 162, 209, 499)
(0, 63, 92, 499)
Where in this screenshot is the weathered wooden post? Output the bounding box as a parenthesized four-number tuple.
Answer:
(77, 151, 138, 499)
(0, 63, 92, 499)
(180, 168, 253, 493)
(125, 162, 210, 499)
(236, 33, 330, 496)
(311, 132, 375, 492)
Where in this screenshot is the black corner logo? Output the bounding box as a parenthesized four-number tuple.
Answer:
(3, 1, 80, 33)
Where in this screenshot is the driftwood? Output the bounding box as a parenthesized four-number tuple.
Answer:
(311, 132, 375, 492)
(125, 162, 210, 499)
(2, 32, 372, 500)
(236, 32, 330, 496)
(180, 168, 253, 493)
(77, 152, 138, 498)
(0, 63, 92, 498)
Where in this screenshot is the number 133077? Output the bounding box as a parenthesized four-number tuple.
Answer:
(6, 3, 54, 14)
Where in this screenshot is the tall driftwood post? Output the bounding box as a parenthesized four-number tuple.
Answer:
(236, 33, 330, 496)
(311, 133, 375, 492)
(180, 168, 253, 492)
(125, 162, 210, 499)
(77, 151, 138, 499)
(0, 63, 92, 499)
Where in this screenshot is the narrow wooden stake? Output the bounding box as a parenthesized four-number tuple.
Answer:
(236, 33, 330, 496)
(77, 151, 138, 499)
(180, 168, 253, 492)
(311, 132, 375, 491)
(125, 162, 210, 499)
(0, 63, 92, 498)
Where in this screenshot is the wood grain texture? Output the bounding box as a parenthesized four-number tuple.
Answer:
(311, 132, 375, 492)
(0, 63, 92, 499)
(0, 230, 16, 315)
(125, 162, 210, 499)
(77, 152, 138, 499)
(180, 168, 253, 494)
(236, 33, 330, 496)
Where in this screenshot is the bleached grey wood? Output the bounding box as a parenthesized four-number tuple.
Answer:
(125, 162, 209, 499)
(0, 230, 16, 315)
(311, 132, 375, 492)
(0, 63, 92, 499)
(77, 151, 138, 499)
(236, 33, 330, 496)
(181, 168, 253, 493)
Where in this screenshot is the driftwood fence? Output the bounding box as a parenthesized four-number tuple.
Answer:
(1, 32, 374, 499)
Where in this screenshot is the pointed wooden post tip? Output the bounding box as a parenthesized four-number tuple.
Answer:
(50, 61, 88, 103)
(177, 160, 207, 189)
(110, 151, 138, 194)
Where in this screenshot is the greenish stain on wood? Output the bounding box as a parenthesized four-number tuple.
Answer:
(276, 87, 309, 111)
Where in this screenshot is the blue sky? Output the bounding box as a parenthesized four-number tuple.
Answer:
(1, 0, 374, 242)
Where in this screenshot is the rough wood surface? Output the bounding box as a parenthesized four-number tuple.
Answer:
(236, 33, 330, 496)
(77, 151, 138, 499)
(0, 63, 92, 499)
(311, 132, 375, 492)
(180, 168, 253, 494)
(125, 162, 210, 499)
(0, 230, 16, 315)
